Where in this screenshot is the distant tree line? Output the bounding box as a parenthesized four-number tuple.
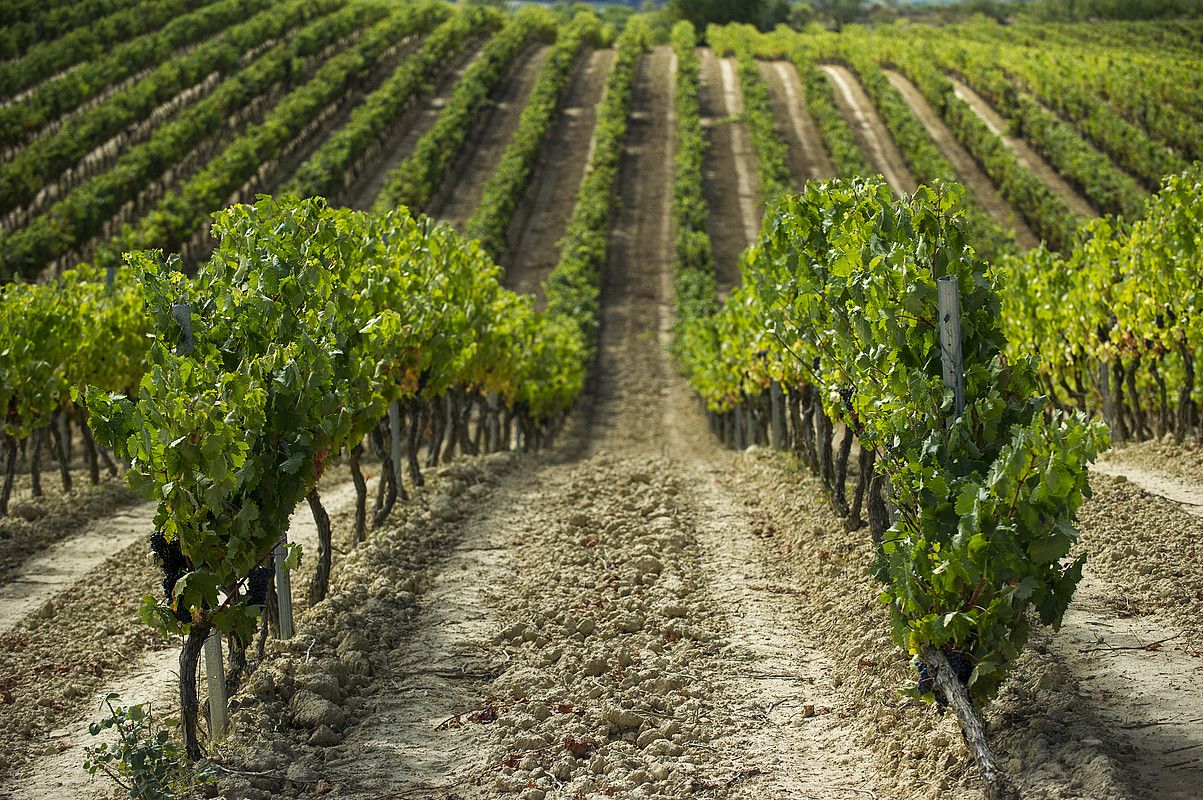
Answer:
(1015, 0, 1202, 21)
(485, 0, 1200, 29)
(662, 0, 865, 30)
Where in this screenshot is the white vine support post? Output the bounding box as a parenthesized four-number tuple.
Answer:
(273, 541, 294, 638)
(938, 276, 966, 419)
(204, 629, 227, 739)
(388, 399, 403, 489)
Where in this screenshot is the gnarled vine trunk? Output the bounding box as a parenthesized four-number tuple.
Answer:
(80, 418, 101, 484)
(180, 621, 213, 761)
(349, 443, 367, 543)
(306, 488, 333, 606)
(921, 648, 1018, 800)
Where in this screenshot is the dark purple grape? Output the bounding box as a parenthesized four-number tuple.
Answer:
(246, 565, 273, 607)
(149, 530, 192, 622)
(916, 661, 934, 696)
(916, 648, 974, 708)
(945, 649, 974, 685)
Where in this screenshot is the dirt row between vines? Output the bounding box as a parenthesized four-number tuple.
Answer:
(503, 47, 615, 304)
(883, 69, 1039, 249)
(434, 44, 552, 230)
(821, 63, 917, 196)
(759, 59, 836, 184)
(0, 465, 140, 589)
(697, 47, 759, 297)
(344, 43, 487, 211)
(947, 75, 1097, 220)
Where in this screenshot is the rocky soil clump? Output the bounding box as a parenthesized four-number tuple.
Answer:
(463, 456, 733, 798)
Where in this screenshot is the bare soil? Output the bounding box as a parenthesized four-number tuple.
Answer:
(947, 76, 1097, 219)
(587, 45, 678, 455)
(821, 63, 917, 196)
(343, 44, 487, 211)
(502, 48, 615, 305)
(0, 475, 139, 588)
(885, 69, 1039, 249)
(0, 499, 155, 636)
(759, 59, 836, 183)
(1096, 439, 1203, 497)
(433, 45, 552, 229)
(697, 48, 759, 298)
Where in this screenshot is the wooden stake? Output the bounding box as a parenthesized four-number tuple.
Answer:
(273, 541, 294, 639)
(938, 276, 965, 419)
(204, 629, 227, 740)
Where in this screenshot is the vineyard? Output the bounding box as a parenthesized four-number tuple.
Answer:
(0, 1, 1201, 799)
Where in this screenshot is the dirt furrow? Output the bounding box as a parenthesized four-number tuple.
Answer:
(0, 500, 155, 635)
(343, 44, 485, 211)
(587, 45, 677, 452)
(947, 75, 1097, 219)
(433, 44, 552, 228)
(1093, 463, 1203, 513)
(697, 48, 759, 299)
(759, 59, 835, 184)
(267, 464, 524, 797)
(0, 476, 139, 589)
(501, 47, 615, 304)
(593, 45, 885, 795)
(1044, 573, 1203, 798)
(821, 63, 917, 196)
(884, 69, 1038, 249)
(682, 459, 885, 798)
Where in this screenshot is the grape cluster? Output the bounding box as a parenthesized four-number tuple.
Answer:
(148, 530, 191, 622)
(915, 648, 975, 708)
(838, 386, 854, 413)
(246, 565, 273, 607)
(916, 660, 935, 696)
(946, 649, 974, 684)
